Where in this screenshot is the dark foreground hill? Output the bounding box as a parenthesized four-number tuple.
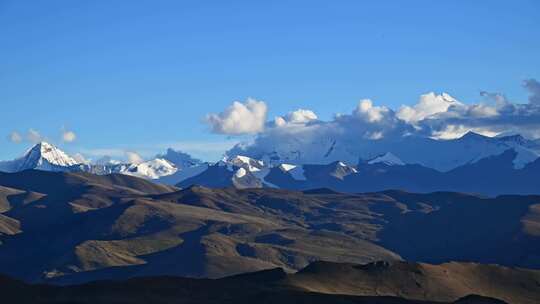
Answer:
(0, 170, 538, 285)
(1, 260, 538, 304)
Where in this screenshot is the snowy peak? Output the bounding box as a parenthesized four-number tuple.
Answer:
(226, 155, 265, 172)
(25, 142, 79, 167)
(337, 161, 356, 171)
(457, 131, 494, 143)
(122, 158, 178, 180)
(330, 161, 357, 179)
(278, 163, 307, 181)
(7, 142, 80, 172)
(367, 152, 405, 166)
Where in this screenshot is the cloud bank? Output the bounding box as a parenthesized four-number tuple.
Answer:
(218, 79, 540, 163)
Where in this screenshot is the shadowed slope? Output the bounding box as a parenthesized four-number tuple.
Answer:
(0, 260, 537, 304)
(0, 170, 539, 284)
(286, 261, 539, 304)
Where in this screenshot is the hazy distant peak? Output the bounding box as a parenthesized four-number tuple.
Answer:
(368, 152, 405, 166)
(157, 148, 202, 169)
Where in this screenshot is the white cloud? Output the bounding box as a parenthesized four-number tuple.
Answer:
(26, 129, 43, 143)
(367, 131, 384, 140)
(273, 109, 318, 128)
(8, 128, 77, 145)
(82, 150, 144, 164)
(397, 92, 460, 123)
(225, 80, 540, 165)
(205, 98, 267, 135)
(416, 90, 540, 139)
(524, 78, 540, 105)
(125, 151, 143, 164)
(8, 131, 22, 143)
(62, 130, 77, 143)
(466, 103, 499, 118)
(274, 116, 287, 127)
(430, 125, 500, 140)
(284, 109, 318, 124)
(480, 91, 508, 105)
(353, 99, 390, 122)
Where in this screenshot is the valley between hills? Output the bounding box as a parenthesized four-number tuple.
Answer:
(0, 170, 539, 303)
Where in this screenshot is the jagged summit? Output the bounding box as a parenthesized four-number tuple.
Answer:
(1, 133, 539, 191)
(157, 148, 203, 169)
(0, 143, 192, 181)
(24, 141, 79, 166)
(498, 134, 536, 149)
(4, 141, 80, 172)
(122, 158, 178, 179)
(457, 131, 490, 141)
(227, 155, 265, 172)
(367, 152, 405, 166)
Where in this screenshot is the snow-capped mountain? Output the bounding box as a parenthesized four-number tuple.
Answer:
(278, 164, 306, 181)
(179, 141, 540, 195)
(232, 167, 264, 189)
(367, 152, 405, 166)
(157, 148, 203, 169)
(178, 155, 277, 189)
(228, 131, 540, 172)
(0, 142, 202, 182)
(180, 158, 360, 189)
(227, 155, 265, 172)
(119, 158, 177, 179)
(1, 133, 539, 195)
(0, 142, 80, 172)
(82, 157, 194, 181)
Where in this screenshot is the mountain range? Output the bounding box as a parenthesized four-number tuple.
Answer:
(1, 132, 539, 195)
(0, 169, 539, 285)
(227, 131, 540, 171)
(0, 142, 206, 182)
(0, 169, 539, 303)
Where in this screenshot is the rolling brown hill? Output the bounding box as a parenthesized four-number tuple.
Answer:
(284, 261, 540, 304)
(0, 260, 537, 304)
(0, 170, 398, 283)
(0, 170, 538, 287)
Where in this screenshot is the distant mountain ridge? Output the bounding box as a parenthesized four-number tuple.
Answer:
(227, 131, 540, 171)
(0, 142, 204, 182)
(179, 148, 540, 195)
(1, 132, 539, 195)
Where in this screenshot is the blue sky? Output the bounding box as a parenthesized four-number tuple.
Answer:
(1, 0, 539, 161)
